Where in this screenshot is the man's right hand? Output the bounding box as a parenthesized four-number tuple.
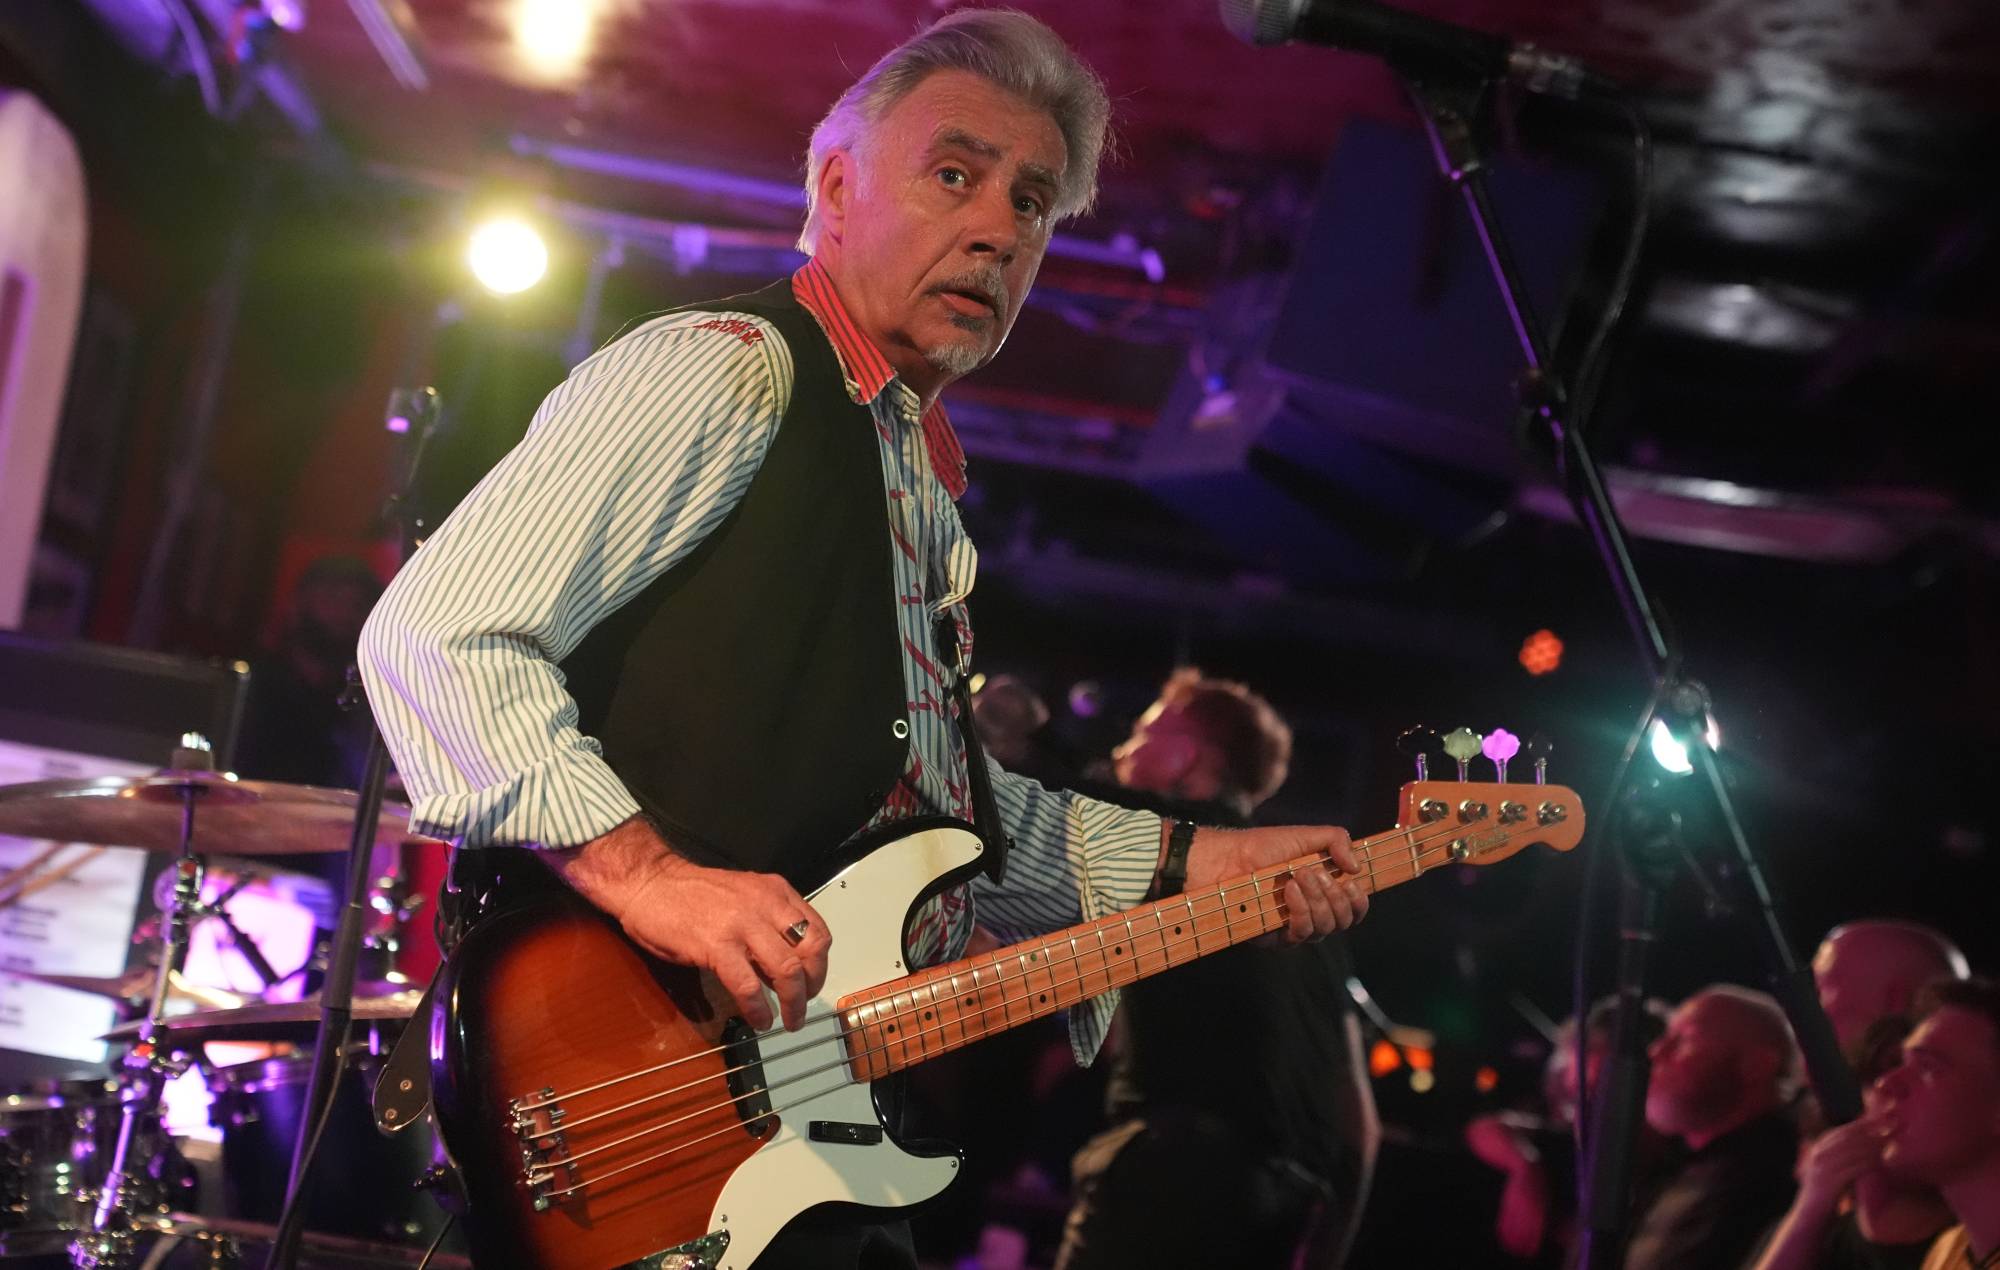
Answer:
(547, 816, 830, 1032)
(1793, 1113, 1889, 1217)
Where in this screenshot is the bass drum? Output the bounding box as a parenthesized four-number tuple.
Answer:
(206, 1051, 450, 1247)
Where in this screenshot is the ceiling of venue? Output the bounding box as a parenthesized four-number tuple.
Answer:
(70, 0, 2000, 613)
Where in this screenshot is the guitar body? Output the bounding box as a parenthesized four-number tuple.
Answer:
(432, 822, 986, 1270)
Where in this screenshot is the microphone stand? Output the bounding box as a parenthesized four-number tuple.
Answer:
(1391, 68, 1860, 1268)
(263, 387, 442, 1270)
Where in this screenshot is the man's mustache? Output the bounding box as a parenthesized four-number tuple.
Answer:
(929, 270, 1009, 315)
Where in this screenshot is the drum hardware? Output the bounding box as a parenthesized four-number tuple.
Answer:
(99, 987, 422, 1046)
(68, 736, 235, 1267)
(1, 746, 453, 1266)
(0, 772, 447, 859)
(7, 966, 246, 1013)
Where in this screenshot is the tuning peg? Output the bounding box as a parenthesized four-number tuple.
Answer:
(1482, 727, 1521, 782)
(1526, 732, 1552, 785)
(1396, 725, 1439, 781)
(1442, 727, 1483, 781)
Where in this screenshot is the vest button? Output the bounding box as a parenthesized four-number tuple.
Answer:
(891, 719, 910, 740)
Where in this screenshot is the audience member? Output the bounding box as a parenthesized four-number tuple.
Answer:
(1752, 921, 1967, 1270)
(969, 673, 1068, 788)
(1624, 985, 1803, 1269)
(1815, 922, 1971, 1064)
(1054, 669, 1377, 1269)
(1874, 978, 2000, 1270)
(1465, 995, 1672, 1265)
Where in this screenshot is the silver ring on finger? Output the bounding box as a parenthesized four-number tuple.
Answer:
(783, 918, 811, 946)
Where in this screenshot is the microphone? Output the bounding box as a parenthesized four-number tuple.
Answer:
(1218, 0, 1611, 99)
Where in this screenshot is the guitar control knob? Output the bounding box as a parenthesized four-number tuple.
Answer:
(1396, 726, 1439, 781)
(1442, 728, 1483, 781)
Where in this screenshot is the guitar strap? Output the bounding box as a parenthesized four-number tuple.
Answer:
(938, 613, 1011, 885)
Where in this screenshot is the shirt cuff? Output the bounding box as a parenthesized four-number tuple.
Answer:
(1065, 799, 1167, 1065)
(408, 743, 643, 850)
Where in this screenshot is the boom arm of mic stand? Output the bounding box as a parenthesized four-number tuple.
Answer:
(1396, 66, 1861, 1268)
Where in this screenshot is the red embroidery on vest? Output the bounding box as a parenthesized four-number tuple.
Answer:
(691, 318, 765, 345)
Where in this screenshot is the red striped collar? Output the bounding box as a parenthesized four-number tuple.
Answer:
(791, 258, 968, 499)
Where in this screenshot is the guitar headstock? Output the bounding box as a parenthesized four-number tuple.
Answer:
(1396, 781, 1586, 866)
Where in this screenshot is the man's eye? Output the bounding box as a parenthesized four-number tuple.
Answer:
(937, 167, 967, 188)
(1015, 195, 1047, 218)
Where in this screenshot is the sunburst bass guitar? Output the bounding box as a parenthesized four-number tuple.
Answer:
(428, 779, 1585, 1270)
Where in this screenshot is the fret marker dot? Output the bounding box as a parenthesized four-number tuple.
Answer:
(1114, 945, 1123, 955)
(1039, 993, 1047, 1003)
(1175, 925, 1183, 934)
(886, 1024, 895, 1033)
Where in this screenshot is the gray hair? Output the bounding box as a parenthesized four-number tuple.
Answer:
(799, 9, 1112, 250)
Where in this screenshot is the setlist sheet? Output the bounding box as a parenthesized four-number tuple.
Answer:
(0, 739, 151, 1063)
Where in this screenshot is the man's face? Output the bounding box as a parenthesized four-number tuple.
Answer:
(1814, 931, 1898, 1053)
(1646, 995, 1758, 1140)
(814, 70, 1066, 395)
(1875, 1006, 2000, 1186)
(1112, 702, 1222, 801)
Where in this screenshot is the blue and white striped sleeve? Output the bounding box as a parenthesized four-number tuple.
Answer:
(358, 313, 792, 849)
(971, 760, 1165, 1064)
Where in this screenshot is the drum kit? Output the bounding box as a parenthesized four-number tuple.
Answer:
(0, 742, 468, 1269)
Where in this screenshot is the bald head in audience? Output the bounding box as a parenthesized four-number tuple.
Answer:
(1814, 921, 1970, 1054)
(1648, 985, 1802, 1150)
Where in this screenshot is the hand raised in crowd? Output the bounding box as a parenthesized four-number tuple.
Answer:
(1793, 1113, 1890, 1217)
(549, 816, 830, 1032)
(1184, 824, 1370, 943)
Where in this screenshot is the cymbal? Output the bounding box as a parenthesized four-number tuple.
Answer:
(99, 985, 424, 1044)
(5, 966, 244, 1011)
(0, 772, 446, 855)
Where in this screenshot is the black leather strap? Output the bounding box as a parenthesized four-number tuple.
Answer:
(1156, 818, 1197, 898)
(939, 615, 1011, 884)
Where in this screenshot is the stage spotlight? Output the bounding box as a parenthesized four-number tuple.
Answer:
(1647, 717, 1694, 776)
(516, 0, 594, 75)
(468, 216, 548, 295)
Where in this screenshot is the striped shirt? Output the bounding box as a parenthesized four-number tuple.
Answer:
(358, 259, 1163, 1061)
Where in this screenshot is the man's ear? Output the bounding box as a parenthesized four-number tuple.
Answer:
(816, 150, 853, 245)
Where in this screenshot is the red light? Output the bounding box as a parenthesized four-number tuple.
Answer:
(1519, 629, 1564, 676)
(1475, 1065, 1500, 1093)
(1369, 1039, 1402, 1077)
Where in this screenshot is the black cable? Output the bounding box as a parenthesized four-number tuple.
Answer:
(1568, 97, 1654, 435)
(415, 1213, 457, 1270)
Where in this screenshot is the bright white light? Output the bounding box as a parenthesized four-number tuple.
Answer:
(1648, 718, 1695, 776)
(468, 217, 548, 295)
(516, 0, 594, 75)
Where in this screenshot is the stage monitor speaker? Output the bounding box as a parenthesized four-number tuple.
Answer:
(1262, 118, 1602, 472)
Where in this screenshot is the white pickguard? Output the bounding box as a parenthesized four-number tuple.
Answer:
(706, 823, 984, 1270)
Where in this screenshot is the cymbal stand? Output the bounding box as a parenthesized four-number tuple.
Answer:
(71, 735, 218, 1269)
